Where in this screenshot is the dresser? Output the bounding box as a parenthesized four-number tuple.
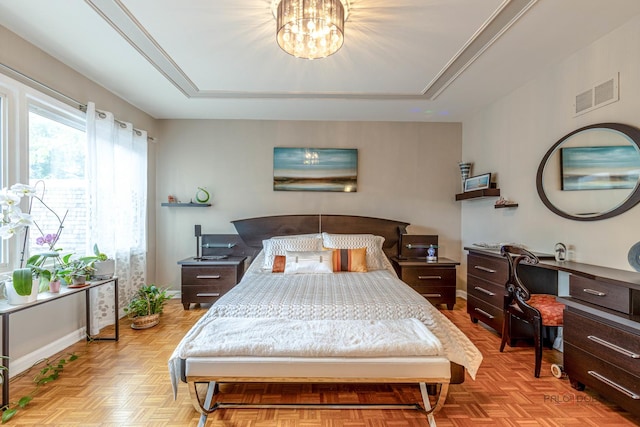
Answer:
(465, 248, 557, 339)
(557, 265, 640, 417)
(391, 257, 459, 310)
(178, 257, 246, 310)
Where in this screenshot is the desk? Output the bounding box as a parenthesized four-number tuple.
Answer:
(0, 277, 119, 408)
(466, 247, 640, 416)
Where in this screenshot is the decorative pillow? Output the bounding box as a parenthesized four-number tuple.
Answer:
(262, 236, 323, 269)
(321, 233, 386, 270)
(272, 255, 286, 273)
(284, 250, 334, 274)
(332, 247, 367, 272)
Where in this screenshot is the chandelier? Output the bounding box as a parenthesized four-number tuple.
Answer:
(273, 0, 349, 59)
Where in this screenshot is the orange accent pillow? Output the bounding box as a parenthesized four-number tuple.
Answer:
(332, 247, 367, 272)
(272, 255, 286, 273)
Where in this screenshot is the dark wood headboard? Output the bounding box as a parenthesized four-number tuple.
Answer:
(231, 214, 409, 258)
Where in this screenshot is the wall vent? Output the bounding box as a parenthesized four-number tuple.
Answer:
(573, 74, 619, 117)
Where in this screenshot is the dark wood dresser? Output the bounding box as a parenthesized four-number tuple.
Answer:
(465, 247, 557, 338)
(556, 264, 640, 417)
(391, 257, 459, 310)
(178, 257, 246, 310)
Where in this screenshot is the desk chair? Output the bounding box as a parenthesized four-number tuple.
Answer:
(499, 245, 565, 377)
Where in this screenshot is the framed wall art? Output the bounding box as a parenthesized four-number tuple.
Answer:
(463, 173, 491, 192)
(273, 147, 358, 192)
(561, 145, 640, 191)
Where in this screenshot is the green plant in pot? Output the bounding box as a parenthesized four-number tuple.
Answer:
(124, 284, 170, 329)
(4, 268, 38, 305)
(86, 244, 115, 280)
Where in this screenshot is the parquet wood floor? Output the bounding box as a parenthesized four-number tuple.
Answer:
(7, 298, 640, 426)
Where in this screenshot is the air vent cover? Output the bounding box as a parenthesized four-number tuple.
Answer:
(574, 74, 619, 116)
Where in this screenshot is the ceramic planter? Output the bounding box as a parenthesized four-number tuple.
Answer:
(5, 279, 39, 305)
(93, 259, 115, 280)
(49, 280, 62, 293)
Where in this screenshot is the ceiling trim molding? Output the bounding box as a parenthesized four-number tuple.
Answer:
(423, 0, 538, 100)
(85, 0, 537, 101)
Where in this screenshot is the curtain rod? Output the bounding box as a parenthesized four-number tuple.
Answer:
(0, 62, 156, 142)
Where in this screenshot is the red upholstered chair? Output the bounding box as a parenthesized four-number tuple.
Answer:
(499, 245, 565, 377)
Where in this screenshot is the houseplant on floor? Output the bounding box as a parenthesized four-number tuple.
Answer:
(124, 284, 170, 329)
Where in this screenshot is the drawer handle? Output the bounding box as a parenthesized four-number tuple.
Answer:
(196, 275, 221, 279)
(422, 293, 442, 298)
(196, 292, 221, 297)
(418, 275, 442, 280)
(474, 286, 496, 297)
(588, 371, 640, 400)
(582, 288, 606, 296)
(588, 335, 640, 359)
(474, 265, 496, 273)
(474, 307, 494, 319)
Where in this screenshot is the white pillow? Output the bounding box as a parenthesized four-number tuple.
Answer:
(321, 232, 386, 270)
(284, 250, 334, 274)
(262, 236, 323, 269)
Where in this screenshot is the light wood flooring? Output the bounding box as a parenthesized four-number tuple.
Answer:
(7, 298, 640, 426)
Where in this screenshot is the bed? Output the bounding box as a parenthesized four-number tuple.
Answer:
(169, 215, 483, 426)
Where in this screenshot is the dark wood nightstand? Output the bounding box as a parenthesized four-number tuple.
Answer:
(178, 257, 246, 310)
(391, 257, 460, 310)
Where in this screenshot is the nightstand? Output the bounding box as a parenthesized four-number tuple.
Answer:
(391, 257, 460, 310)
(178, 257, 246, 310)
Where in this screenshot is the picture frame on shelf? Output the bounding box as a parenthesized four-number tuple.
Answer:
(464, 173, 491, 192)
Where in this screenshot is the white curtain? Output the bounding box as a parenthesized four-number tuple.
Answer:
(86, 102, 148, 334)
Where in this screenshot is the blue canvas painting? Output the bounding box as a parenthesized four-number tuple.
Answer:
(561, 145, 640, 190)
(273, 148, 358, 192)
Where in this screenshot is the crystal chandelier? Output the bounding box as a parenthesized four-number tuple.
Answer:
(274, 0, 348, 59)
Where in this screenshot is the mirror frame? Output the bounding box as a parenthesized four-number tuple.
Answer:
(536, 122, 640, 221)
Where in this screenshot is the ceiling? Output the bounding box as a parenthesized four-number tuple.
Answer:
(1, 0, 640, 122)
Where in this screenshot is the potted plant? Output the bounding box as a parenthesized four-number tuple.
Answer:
(4, 268, 39, 305)
(89, 244, 115, 280)
(124, 284, 170, 329)
(59, 258, 95, 287)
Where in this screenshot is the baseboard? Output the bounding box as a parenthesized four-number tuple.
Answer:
(456, 289, 468, 300)
(8, 328, 86, 379)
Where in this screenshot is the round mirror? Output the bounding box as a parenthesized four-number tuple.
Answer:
(536, 123, 640, 221)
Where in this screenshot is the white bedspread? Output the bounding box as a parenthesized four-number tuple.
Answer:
(179, 317, 442, 357)
(169, 254, 483, 395)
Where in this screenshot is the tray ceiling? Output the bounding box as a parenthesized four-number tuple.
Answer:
(0, 0, 639, 121)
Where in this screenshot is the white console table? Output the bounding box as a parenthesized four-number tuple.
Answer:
(0, 277, 119, 408)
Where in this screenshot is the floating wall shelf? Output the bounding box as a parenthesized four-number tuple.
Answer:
(161, 203, 211, 207)
(455, 188, 500, 201)
(495, 203, 519, 209)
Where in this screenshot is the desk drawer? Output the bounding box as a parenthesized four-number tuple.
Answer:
(565, 343, 640, 416)
(570, 275, 630, 313)
(467, 275, 504, 308)
(181, 266, 237, 287)
(468, 295, 503, 332)
(564, 310, 640, 374)
(468, 254, 507, 284)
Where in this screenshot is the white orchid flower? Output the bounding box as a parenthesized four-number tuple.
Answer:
(8, 211, 33, 227)
(10, 183, 37, 197)
(0, 189, 21, 210)
(0, 223, 25, 240)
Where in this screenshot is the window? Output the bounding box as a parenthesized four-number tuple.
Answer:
(27, 103, 87, 259)
(0, 72, 87, 271)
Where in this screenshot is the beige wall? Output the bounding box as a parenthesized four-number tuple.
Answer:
(461, 15, 640, 276)
(155, 120, 463, 289)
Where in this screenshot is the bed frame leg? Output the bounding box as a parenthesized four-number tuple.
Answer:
(189, 381, 218, 427)
(419, 382, 449, 426)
